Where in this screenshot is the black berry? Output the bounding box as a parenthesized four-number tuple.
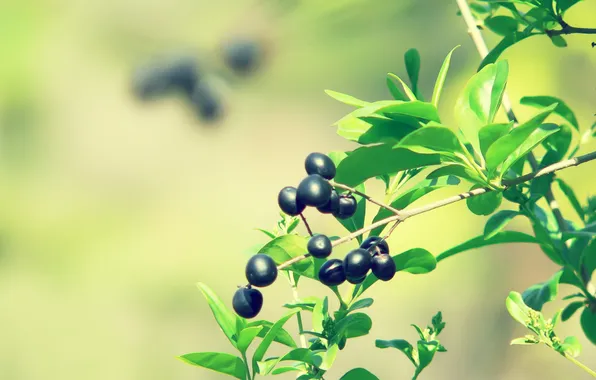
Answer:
(278, 186, 306, 216)
(222, 38, 262, 75)
(346, 273, 366, 285)
(317, 189, 340, 214)
(343, 248, 372, 279)
(246, 254, 278, 287)
(297, 174, 332, 207)
(232, 286, 263, 318)
(307, 234, 332, 258)
(191, 79, 223, 122)
(334, 194, 357, 219)
(132, 56, 199, 100)
(360, 236, 390, 255)
(318, 259, 346, 287)
(371, 254, 396, 281)
(305, 152, 336, 180)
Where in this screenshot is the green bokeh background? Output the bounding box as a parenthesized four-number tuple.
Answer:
(1, 0, 595, 379)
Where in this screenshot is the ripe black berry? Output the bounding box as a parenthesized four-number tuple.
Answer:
(222, 38, 262, 75)
(278, 186, 306, 216)
(307, 234, 332, 258)
(132, 56, 199, 100)
(232, 286, 263, 319)
(305, 152, 336, 180)
(346, 273, 366, 284)
(191, 79, 223, 122)
(343, 248, 372, 279)
(297, 174, 332, 207)
(246, 254, 278, 287)
(318, 259, 346, 287)
(317, 189, 340, 214)
(360, 236, 390, 255)
(333, 194, 357, 219)
(371, 254, 396, 281)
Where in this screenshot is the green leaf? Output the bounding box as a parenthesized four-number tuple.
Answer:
(348, 298, 374, 313)
(387, 76, 407, 101)
(432, 46, 459, 107)
(196, 283, 239, 348)
(387, 73, 416, 101)
(484, 15, 519, 36)
(259, 235, 313, 278)
(394, 126, 467, 159)
(548, 35, 567, 47)
(485, 105, 557, 173)
(580, 307, 596, 345)
(520, 96, 579, 130)
(478, 122, 513, 158)
(437, 231, 537, 263)
(560, 336, 582, 357)
(255, 228, 276, 239)
(336, 312, 373, 339)
(258, 348, 322, 375)
(404, 48, 422, 99)
(252, 310, 300, 374)
(484, 210, 521, 239)
(178, 352, 246, 379)
(466, 186, 502, 216)
(561, 301, 585, 322)
(334, 144, 441, 187)
(373, 100, 441, 122)
(455, 60, 509, 156)
(479, 29, 534, 70)
(522, 270, 563, 311)
(237, 326, 263, 354)
(580, 238, 596, 280)
(506, 291, 532, 326)
(426, 164, 481, 184)
(375, 339, 416, 366)
(271, 366, 301, 375)
(556, 0, 582, 15)
(245, 320, 297, 348)
(312, 297, 328, 334)
(369, 176, 459, 236)
(334, 110, 420, 145)
(340, 368, 380, 380)
(543, 123, 572, 160)
(556, 178, 585, 221)
(510, 337, 539, 345)
(431, 311, 446, 335)
(319, 344, 339, 370)
(325, 89, 369, 108)
(413, 341, 439, 379)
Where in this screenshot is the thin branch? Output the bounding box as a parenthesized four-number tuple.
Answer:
(289, 274, 307, 348)
(331, 181, 401, 215)
(548, 25, 596, 37)
(275, 151, 596, 271)
(300, 213, 314, 237)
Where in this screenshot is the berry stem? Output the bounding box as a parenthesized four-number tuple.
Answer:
(288, 274, 308, 348)
(299, 213, 314, 237)
(275, 151, 596, 271)
(331, 181, 401, 215)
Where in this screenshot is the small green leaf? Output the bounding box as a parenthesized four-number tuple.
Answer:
(580, 307, 596, 345)
(376, 339, 416, 365)
(543, 123, 572, 160)
(520, 96, 579, 130)
(373, 100, 441, 122)
(485, 105, 557, 173)
(413, 341, 439, 379)
(478, 28, 534, 70)
(387, 76, 407, 100)
(312, 297, 329, 334)
(426, 164, 481, 184)
(237, 326, 263, 354)
(522, 270, 563, 311)
(432, 46, 459, 107)
(348, 298, 374, 313)
(549, 35, 568, 47)
(178, 352, 246, 379)
(455, 60, 509, 155)
(340, 368, 380, 380)
(581, 238, 596, 280)
(259, 235, 313, 278)
(334, 144, 441, 187)
(404, 48, 422, 99)
(255, 228, 276, 239)
(478, 122, 512, 157)
(557, 0, 582, 15)
(560, 336, 582, 357)
(334, 110, 420, 145)
(431, 311, 446, 335)
(325, 90, 369, 108)
(245, 320, 297, 348)
(506, 291, 532, 326)
(484, 210, 521, 239)
(336, 313, 373, 339)
(252, 310, 300, 373)
(466, 186, 503, 216)
(436, 231, 537, 263)
(196, 283, 239, 348)
(561, 301, 585, 322)
(484, 15, 519, 36)
(556, 178, 585, 221)
(394, 126, 467, 160)
(387, 73, 417, 101)
(319, 344, 339, 370)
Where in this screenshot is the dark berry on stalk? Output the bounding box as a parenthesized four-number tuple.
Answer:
(305, 152, 336, 180)
(232, 286, 263, 319)
(371, 254, 396, 281)
(318, 259, 346, 287)
(333, 194, 357, 219)
(278, 186, 306, 216)
(297, 174, 332, 207)
(222, 38, 262, 75)
(307, 234, 332, 258)
(245, 254, 278, 287)
(317, 189, 340, 214)
(132, 56, 199, 100)
(360, 236, 390, 255)
(343, 248, 372, 279)
(191, 79, 223, 122)
(346, 273, 366, 284)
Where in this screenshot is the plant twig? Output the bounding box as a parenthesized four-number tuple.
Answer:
(275, 151, 596, 271)
(300, 213, 314, 237)
(331, 181, 401, 215)
(564, 353, 596, 378)
(547, 25, 596, 37)
(288, 274, 307, 348)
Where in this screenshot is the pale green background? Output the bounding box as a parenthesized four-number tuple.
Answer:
(1, 0, 595, 379)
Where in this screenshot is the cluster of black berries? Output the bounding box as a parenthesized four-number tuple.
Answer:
(131, 37, 263, 122)
(232, 153, 395, 319)
(277, 153, 357, 219)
